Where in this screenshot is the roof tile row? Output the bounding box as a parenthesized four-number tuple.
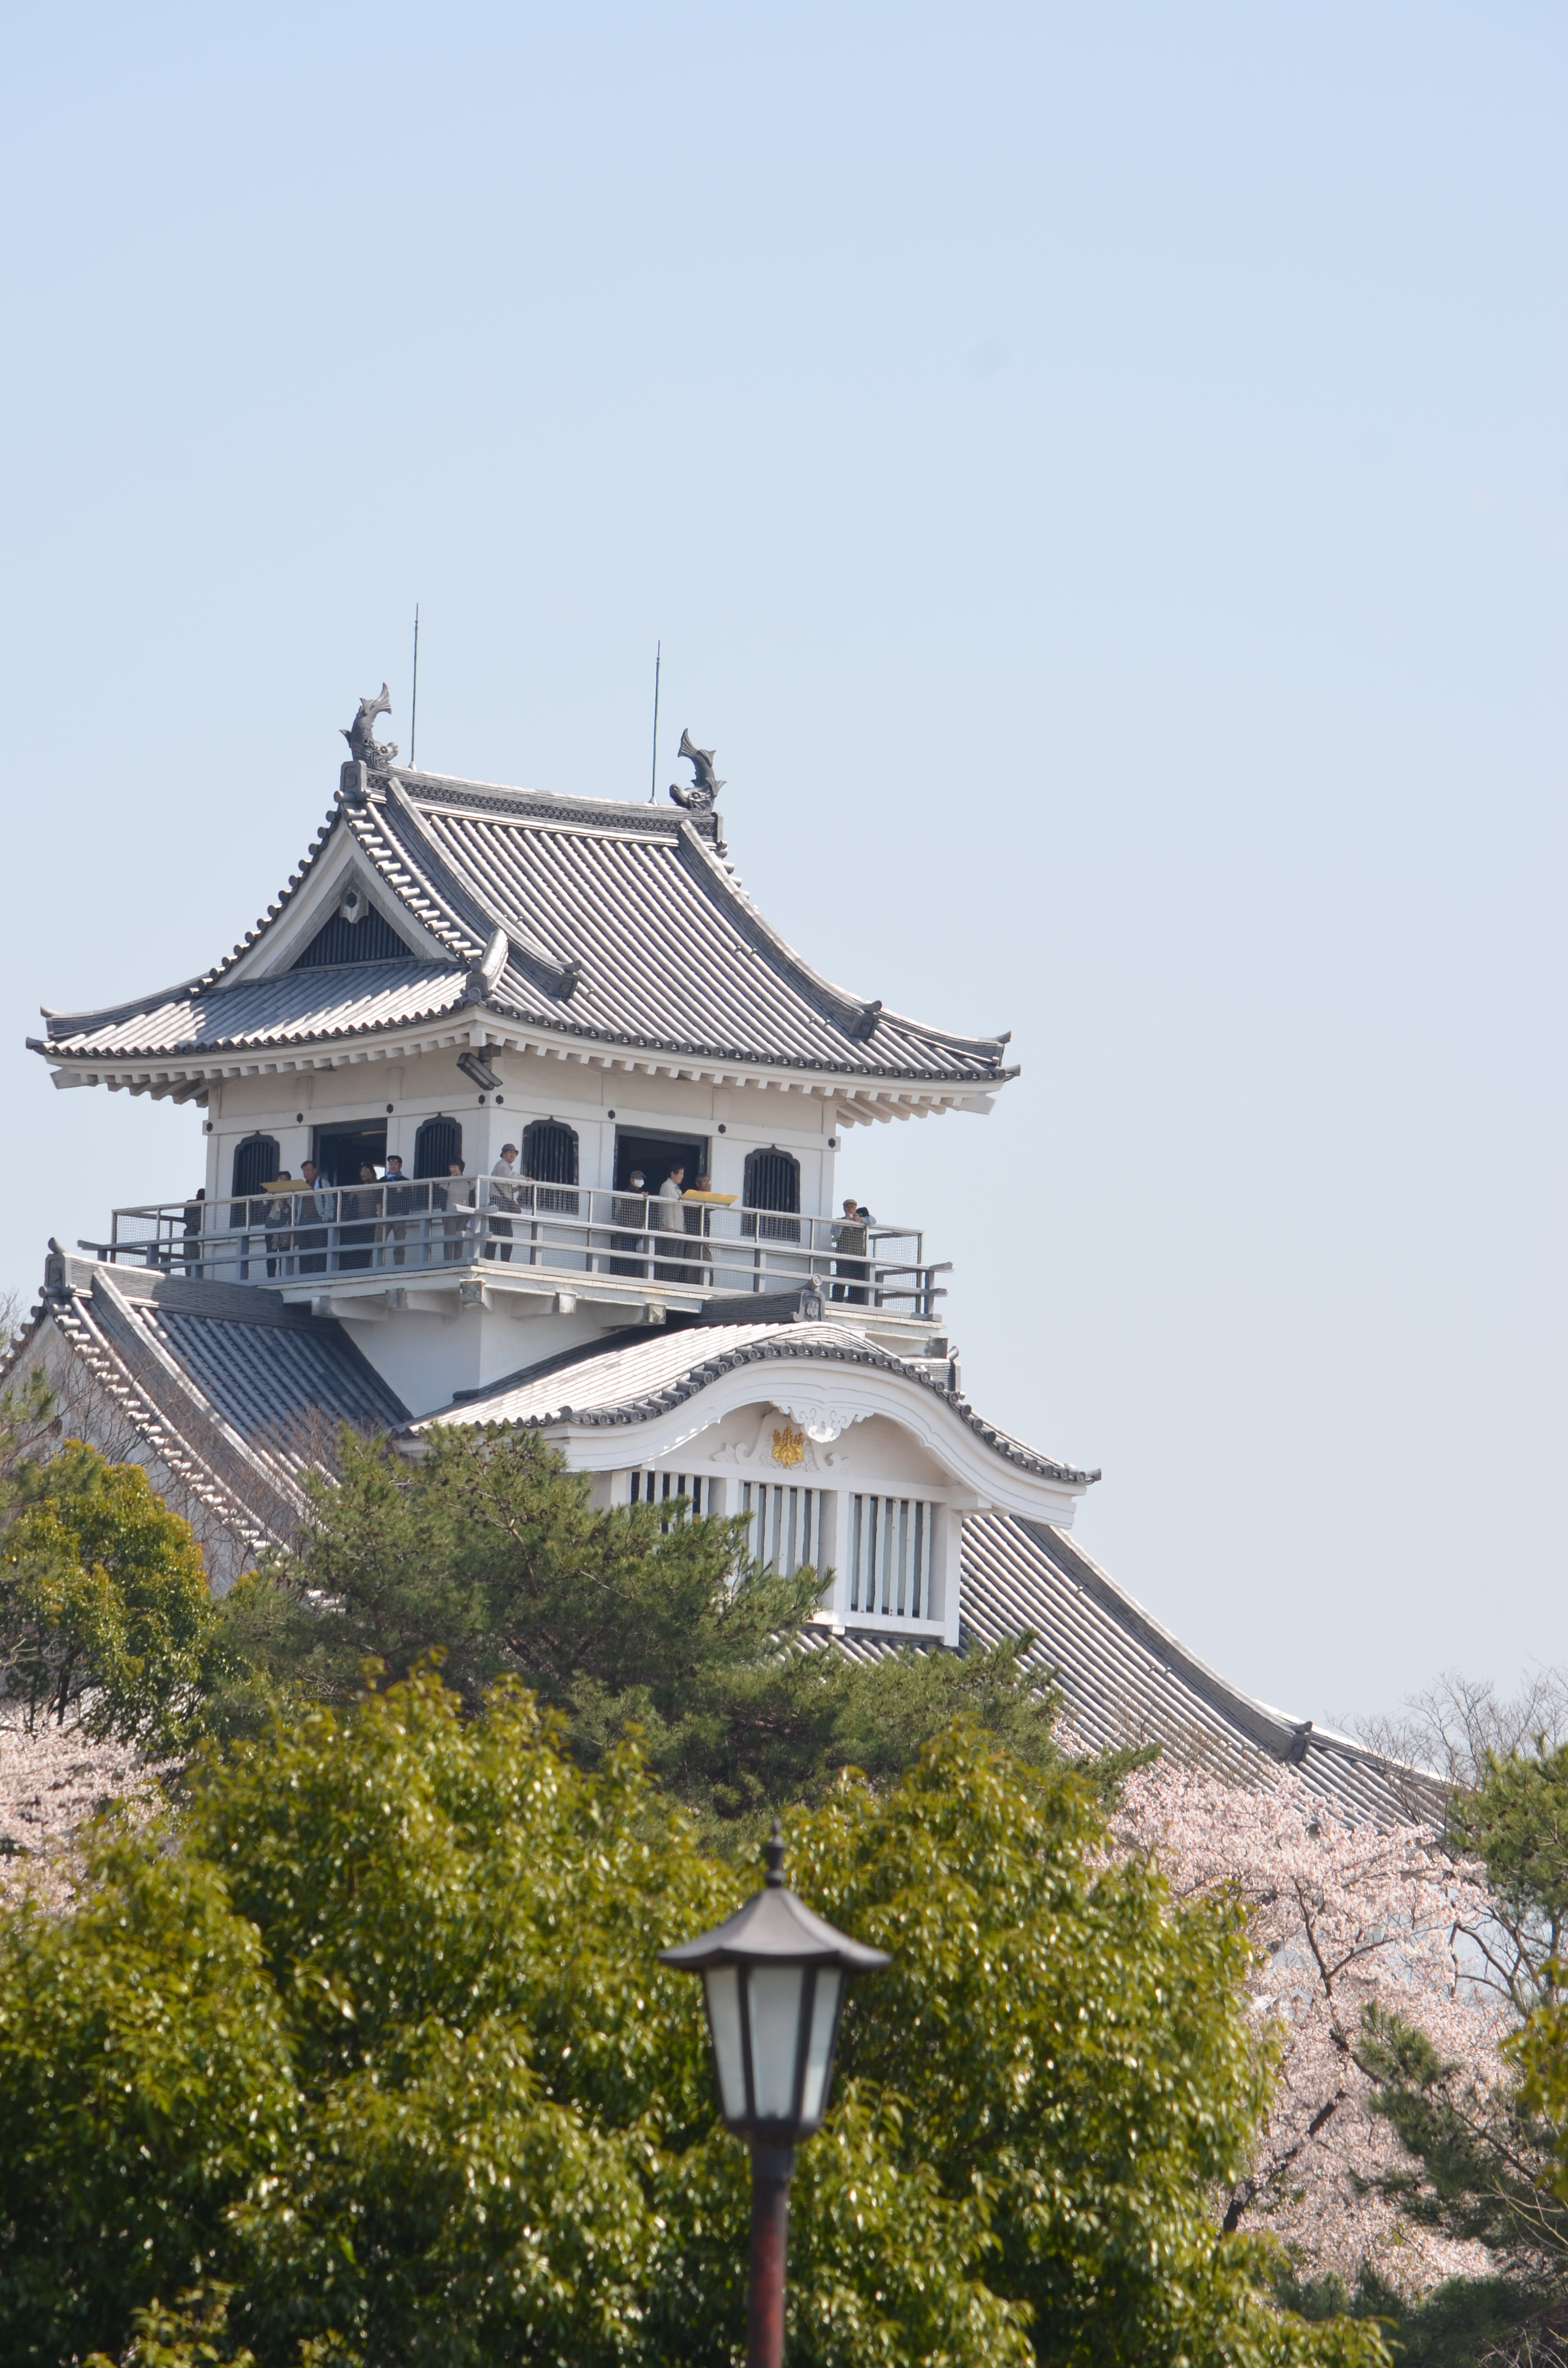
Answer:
(37, 771, 1015, 1087)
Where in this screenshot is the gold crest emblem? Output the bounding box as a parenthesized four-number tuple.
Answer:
(771, 1424, 805, 1468)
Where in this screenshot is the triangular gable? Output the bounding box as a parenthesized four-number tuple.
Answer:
(222, 815, 463, 986)
(291, 903, 417, 969)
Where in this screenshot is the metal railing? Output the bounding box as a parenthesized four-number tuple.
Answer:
(85, 1183, 949, 1320)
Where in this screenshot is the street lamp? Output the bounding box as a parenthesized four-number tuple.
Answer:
(661, 1820, 889, 2368)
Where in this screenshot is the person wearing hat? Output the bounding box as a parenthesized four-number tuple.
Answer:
(487, 1142, 520, 1261)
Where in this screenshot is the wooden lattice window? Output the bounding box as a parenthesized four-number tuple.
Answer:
(740, 1481, 821, 1576)
(291, 905, 411, 968)
(847, 1496, 935, 1621)
(414, 1116, 463, 1179)
(522, 1119, 579, 1214)
(231, 1135, 280, 1202)
(743, 1146, 801, 1244)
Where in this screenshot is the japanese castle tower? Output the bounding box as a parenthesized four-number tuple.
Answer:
(13, 692, 1416, 1821)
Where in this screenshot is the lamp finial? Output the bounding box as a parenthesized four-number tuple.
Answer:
(763, 1818, 786, 1887)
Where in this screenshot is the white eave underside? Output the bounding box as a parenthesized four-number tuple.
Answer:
(45, 1019, 1000, 1119)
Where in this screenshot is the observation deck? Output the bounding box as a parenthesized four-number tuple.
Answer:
(85, 1182, 951, 1353)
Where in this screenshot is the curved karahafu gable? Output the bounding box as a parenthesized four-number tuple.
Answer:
(408, 1315, 1098, 1495)
(411, 1310, 1099, 1652)
(29, 764, 1018, 1112)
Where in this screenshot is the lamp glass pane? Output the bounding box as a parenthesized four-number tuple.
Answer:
(799, 1967, 843, 2127)
(748, 1962, 807, 2120)
(703, 1963, 747, 2121)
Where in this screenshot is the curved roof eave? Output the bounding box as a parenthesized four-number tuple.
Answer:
(27, 764, 1019, 1087)
(28, 1018, 1020, 1093)
(408, 1321, 1102, 1491)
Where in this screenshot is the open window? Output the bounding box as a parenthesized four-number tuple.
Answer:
(613, 1126, 708, 1197)
(310, 1121, 387, 1190)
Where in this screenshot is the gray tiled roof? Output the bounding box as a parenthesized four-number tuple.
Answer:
(410, 1315, 1100, 1487)
(956, 1514, 1442, 1828)
(146, 1304, 408, 1465)
(34, 771, 1016, 1088)
(41, 957, 465, 1061)
(28, 1258, 407, 1553)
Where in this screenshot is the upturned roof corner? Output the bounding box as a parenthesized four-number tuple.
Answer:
(26, 691, 1022, 1110)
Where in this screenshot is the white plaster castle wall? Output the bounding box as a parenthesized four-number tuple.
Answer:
(203, 1048, 840, 1215)
(337, 1300, 629, 1418)
(198, 1041, 850, 1416)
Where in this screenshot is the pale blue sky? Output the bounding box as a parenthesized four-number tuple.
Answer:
(2, 3, 1562, 1719)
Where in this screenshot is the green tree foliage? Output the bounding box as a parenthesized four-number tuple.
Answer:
(0, 1828, 294, 2362)
(83, 2282, 352, 2366)
(1491, 1751, 1568, 2228)
(1452, 1743, 1568, 2004)
(211, 1426, 1074, 1823)
(1353, 1740, 1568, 2350)
(0, 1667, 1384, 2368)
(84, 2285, 259, 2368)
(1281, 2265, 1568, 2368)
(0, 1381, 214, 1746)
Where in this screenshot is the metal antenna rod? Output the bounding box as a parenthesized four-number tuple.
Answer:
(410, 604, 420, 770)
(649, 639, 661, 803)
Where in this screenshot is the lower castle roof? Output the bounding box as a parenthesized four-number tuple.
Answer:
(10, 1254, 1440, 1828)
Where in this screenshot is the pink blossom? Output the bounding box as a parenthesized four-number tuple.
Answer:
(0, 1720, 163, 1914)
(1112, 1757, 1507, 2295)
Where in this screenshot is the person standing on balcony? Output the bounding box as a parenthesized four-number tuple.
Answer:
(181, 1188, 205, 1279)
(295, 1161, 331, 1275)
(488, 1143, 520, 1261)
(340, 1162, 380, 1271)
(382, 1153, 416, 1268)
(853, 1203, 877, 1305)
(654, 1162, 686, 1282)
(438, 1161, 472, 1262)
(263, 1173, 295, 1280)
(831, 1197, 868, 1305)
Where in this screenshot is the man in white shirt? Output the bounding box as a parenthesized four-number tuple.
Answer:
(488, 1142, 520, 1262)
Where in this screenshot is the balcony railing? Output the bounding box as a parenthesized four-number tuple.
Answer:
(83, 1183, 949, 1321)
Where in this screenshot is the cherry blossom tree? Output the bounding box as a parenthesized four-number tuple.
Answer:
(1112, 1756, 1508, 2296)
(0, 1717, 161, 1911)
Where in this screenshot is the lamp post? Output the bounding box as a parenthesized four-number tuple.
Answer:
(660, 1821, 889, 2368)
